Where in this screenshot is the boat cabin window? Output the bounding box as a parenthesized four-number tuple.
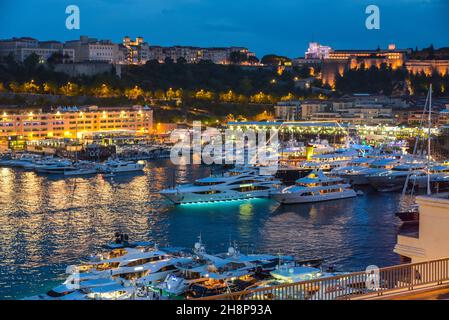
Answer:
(157, 265, 177, 273)
(229, 180, 258, 185)
(194, 181, 224, 186)
(193, 190, 222, 195)
(231, 185, 269, 192)
(46, 289, 73, 298)
(125, 255, 165, 267)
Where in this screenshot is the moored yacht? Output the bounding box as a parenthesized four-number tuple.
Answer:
(64, 161, 98, 176)
(337, 157, 403, 185)
(271, 170, 357, 204)
(367, 162, 427, 192)
(34, 158, 75, 174)
(0, 153, 42, 168)
(98, 158, 145, 174)
(408, 165, 449, 189)
(159, 166, 281, 204)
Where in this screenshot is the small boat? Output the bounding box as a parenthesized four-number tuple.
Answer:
(395, 204, 419, 224)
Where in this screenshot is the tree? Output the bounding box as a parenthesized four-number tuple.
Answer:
(261, 54, 291, 66)
(164, 57, 174, 64)
(92, 83, 115, 98)
(219, 90, 238, 103)
(124, 85, 144, 100)
(166, 87, 176, 100)
(23, 53, 40, 70)
(195, 89, 214, 100)
(43, 82, 58, 95)
(22, 80, 40, 93)
(176, 57, 187, 64)
(59, 82, 79, 96)
(230, 51, 248, 64)
(248, 56, 260, 65)
(47, 52, 64, 65)
(9, 81, 21, 93)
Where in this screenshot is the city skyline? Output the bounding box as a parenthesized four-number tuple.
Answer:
(0, 0, 448, 58)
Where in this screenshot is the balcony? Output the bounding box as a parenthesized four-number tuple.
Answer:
(394, 228, 425, 260)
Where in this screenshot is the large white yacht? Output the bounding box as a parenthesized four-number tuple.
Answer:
(159, 166, 281, 204)
(271, 170, 357, 204)
(408, 165, 449, 189)
(367, 162, 427, 192)
(336, 157, 403, 185)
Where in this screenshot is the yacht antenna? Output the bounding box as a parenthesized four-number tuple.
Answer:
(401, 87, 431, 196)
(427, 84, 432, 195)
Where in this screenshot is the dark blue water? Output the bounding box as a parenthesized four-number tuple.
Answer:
(0, 160, 403, 299)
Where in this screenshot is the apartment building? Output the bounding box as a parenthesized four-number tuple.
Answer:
(300, 100, 331, 120)
(147, 45, 256, 64)
(0, 37, 75, 63)
(122, 36, 150, 64)
(274, 101, 302, 120)
(65, 36, 120, 63)
(0, 106, 153, 141)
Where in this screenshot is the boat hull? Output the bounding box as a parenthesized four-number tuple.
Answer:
(367, 175, 407, 192)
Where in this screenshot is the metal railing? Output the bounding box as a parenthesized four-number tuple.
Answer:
(197, 257, 449, 300)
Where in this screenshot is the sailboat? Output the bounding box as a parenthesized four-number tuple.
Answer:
(396, 85, 434, 224)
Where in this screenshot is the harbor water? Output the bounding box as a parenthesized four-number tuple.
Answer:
(0, 159, 403, 299)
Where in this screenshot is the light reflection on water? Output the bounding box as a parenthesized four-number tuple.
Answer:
(0, 160, 402, 299)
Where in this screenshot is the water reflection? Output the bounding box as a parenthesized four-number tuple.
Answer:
(0, 161, 402, 299)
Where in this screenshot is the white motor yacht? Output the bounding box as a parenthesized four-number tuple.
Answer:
(1, 153, 42, 168)
(34, 158, 75, 174)
(64, 161, 98, 176)
(98, 158, 145, 174)
(367, 162, 427, 192)
(271, 170, 357, 204)
(408, 165, 449, 189)
(337, 157, 403, 185)
(159, 166, 281, 204)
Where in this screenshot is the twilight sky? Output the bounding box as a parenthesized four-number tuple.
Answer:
(0, 0, 448, 58)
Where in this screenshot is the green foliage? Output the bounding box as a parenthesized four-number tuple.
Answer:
(261, 54, 291, 66)
(335, 64, 407, 95)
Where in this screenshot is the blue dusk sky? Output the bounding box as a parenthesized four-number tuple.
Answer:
(0, 0, 448, 58)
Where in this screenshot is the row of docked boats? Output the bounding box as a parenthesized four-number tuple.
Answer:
(159, 148, 449, 205)
(26, 234, 354, 300)
(159, 165, 359, 205)
(0, 153, 145, 176)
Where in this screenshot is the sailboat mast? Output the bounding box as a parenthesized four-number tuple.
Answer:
(427, 85, 432, 195)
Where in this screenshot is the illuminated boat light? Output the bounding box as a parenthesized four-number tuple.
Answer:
(179, 197, 262, 205)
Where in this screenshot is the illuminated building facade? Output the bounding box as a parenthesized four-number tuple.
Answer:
(0, 37, 75, 63)
(0, 106, 153, 142)
(147, 45, 256, 65)
(406, 60, 449, 76)
(304, 42, 409, 87)
(123, 36, 150, 64)
(305, 42, 332, 59)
